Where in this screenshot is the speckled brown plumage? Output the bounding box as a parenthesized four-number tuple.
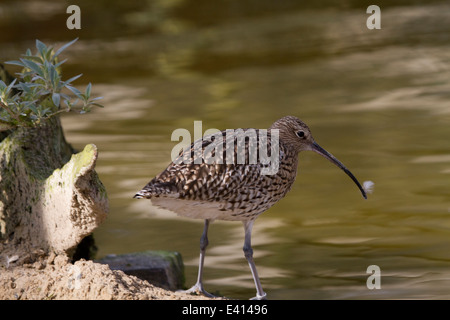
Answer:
(136, 122, 296, 220)
(134, 116, 366, 299)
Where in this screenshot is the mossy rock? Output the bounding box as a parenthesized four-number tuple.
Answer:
(0, 117, 108, 256)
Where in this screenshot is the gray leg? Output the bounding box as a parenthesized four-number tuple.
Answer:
(181, 219, 215, 297)
(243, 220, 267, 300)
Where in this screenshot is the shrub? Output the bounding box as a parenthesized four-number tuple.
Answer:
(0, 38, 103, 131)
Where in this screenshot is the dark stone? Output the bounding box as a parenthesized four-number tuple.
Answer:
(97, 250, 185, 291)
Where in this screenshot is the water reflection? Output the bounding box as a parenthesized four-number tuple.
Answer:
(1, 0, 450, 299)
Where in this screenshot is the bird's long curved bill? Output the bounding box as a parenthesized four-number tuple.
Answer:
(312, 142, 367, 199)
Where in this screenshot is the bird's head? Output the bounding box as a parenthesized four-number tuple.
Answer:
(270, 116, 367, 199)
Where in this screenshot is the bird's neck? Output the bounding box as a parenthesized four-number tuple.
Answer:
(279, 143, 299, 177)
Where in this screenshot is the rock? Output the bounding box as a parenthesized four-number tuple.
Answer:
(98, 251, 185, 291)
(0, 256, 217, 300)
(0, 117, 108, 257)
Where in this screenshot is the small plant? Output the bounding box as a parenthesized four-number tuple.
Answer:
(0, 38, 103, 131)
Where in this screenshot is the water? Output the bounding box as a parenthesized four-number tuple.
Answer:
(1, 0, 450, 299)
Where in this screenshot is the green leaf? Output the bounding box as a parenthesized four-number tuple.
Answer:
(23, 100, 37, 108)
(48, 64, 59, 87)
(65, 85, 84, 100)
(36, 39, 47, 57)
(52, 92, 61, 107)
(53, 38, 78, 60)
(5, 60, 25, 67)
(21, 55, 44, 64)
(5, 79, 17, 96)
(60, 93, 70, 101)
(19, 82, 31, 94)
(85, 83, 92, 99)
(20, 58, 44, 77)
(54, 58, 67, 68)
(31, 75, 45, 82)
(44, 47, 54, 62)
(64, 73, 82, 85)
(27, 104, 39, 114)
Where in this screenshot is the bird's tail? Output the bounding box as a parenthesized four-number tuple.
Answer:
(134, 181, 178, 199)
(133, 190, 150, 199)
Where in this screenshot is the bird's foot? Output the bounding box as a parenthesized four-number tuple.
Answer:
(250, 292, 267, 300)
(178, 283, 216, 298)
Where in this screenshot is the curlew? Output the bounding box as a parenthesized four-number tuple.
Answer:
(134, 116, 367, 299)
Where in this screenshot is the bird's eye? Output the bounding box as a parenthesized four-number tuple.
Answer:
(296, 131, 305, 138)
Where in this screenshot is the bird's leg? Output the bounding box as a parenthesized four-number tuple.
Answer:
(243, 220, 267, 300)
(181, 219, 215, 297)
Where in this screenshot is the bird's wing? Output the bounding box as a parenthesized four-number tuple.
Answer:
(135, 128, 280, 201)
